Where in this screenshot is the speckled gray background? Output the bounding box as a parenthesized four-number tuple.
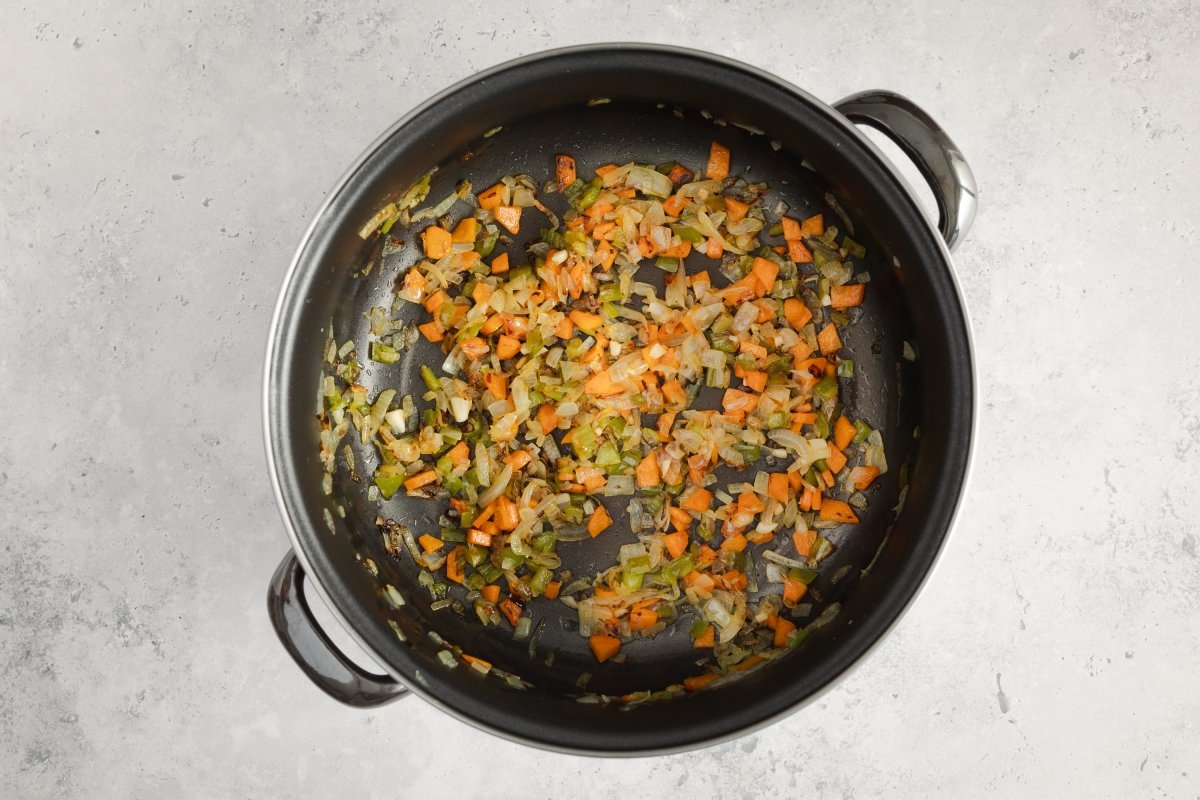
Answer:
(3, 1, 1198, 797)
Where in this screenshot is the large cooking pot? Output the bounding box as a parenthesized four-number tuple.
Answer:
(264, 44, 975, 755)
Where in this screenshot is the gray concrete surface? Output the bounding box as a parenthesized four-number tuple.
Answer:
(3, 1, 1198, 797)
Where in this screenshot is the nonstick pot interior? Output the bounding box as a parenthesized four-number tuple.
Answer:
(265, 45, 972, 754)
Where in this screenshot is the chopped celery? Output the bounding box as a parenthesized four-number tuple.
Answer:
(475, 231, 498, 257)
(576, 178, 602, 210)
(530, 567, 553, 596)
(370, 342, 401, 365)
(853, 419, 873, 444)
(420, 365, 441, 392)
(813, 375, 838, 401)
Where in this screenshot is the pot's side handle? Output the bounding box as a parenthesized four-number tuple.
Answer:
(834, 91, 977, 250)
(267, 551, 409, 707)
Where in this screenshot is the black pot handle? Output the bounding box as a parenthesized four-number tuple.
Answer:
(267, 550, 409, 707)
(834, 91, 977, 250)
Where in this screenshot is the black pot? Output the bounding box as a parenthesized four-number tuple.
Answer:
(264, 44, 975, 755)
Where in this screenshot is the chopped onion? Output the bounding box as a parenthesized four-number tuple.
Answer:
(477, 464, 513, 507)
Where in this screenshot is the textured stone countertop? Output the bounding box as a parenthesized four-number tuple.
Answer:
(3, 2, 1198, 797)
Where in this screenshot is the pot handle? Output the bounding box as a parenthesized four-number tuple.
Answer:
(834, 91, 977, 250)
(267, 550, 409, 707)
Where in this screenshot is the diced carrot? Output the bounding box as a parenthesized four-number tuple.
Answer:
(470, 282, 492, 306)
(423, 290, 449, 314)
(583, 369, 624, 398)
(445, 545, 465, 584)
(849, 465, 881, 490)
(467, 528, 493, 547)
(692, 624, 715, 649)
(663, 529, 689, 559)
(506, 449, 532, 471)
(831, 283, 866, 309)
(499, 598, 523, 627)
(490, 252, 510, 274)
(787, 238, 813, 264)
(826, 444, 847, 474)
(751, 257, 779, 295)
(459, 336, 489, 360)
(821, 468, 835, 488)
(783, 576, 808, 604)
(403, 470, 437, 492)
(479, 315, 504, 336)
(542, 581, 561, 601)
(720, 274, 758, 306)
(480, 584, 501, 602)
(783, 298, 812, 330)
(526, 407, 555, 440)
(793, 529, 817, 557)
(752, 299, 777, 323)
(817, 323, 843, 356)
(820, 498, 860, 524)
(743, 370, 768, 393)
(447, 440, 470, 468)
(768, 473, 790, 502)
(788, 471, 803, 492)
(421, 225, 453, 259)
(588, 634, 621, 663)
(503, 316, 529, 340)
(553, 316, 574, 340)
(594, 163, 618, 176)
(781, 216, 803, 241)
(720, 533, 748, 553)
(628, 608, 659, 632)
(773, 618, 797, 648)
(569, 309, 604, 333)
(722, 388, 759, 414)
(585, 201, 614, 221)
(683, 672, 719, 692)
(495, 335, 521, 360)
(705, 236, 723, 259)
(723, 196, 750, 224)
(595, 239, 617, 270)
(706, 141, 730, 181)
(799, 213, 824, 238)
(418, 321, 444, 343)
(681, 487, 713, 513)
(418, 534, 443, 553)
(494, 495, 520, 531)
(662, 194, 690, 217)
(656, 410, 676, 443)
(635, 451, 661, 488)
(738, 339, 769, 360)
(477, 183, 506, 210)
(481, 371, 507, 401)
(587, 504, 613, 537)
(661, 379, 687, 406)
(667, 506, 692, 532)
(555, 154, 577, 192)
(493, 205, 521, 235)
(451, 217, 478, 243)
(834, 416, 857, 450)
(661, 239, 692, 259)
(737, 490, 765, 515)
(668, 163, 694, 187)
